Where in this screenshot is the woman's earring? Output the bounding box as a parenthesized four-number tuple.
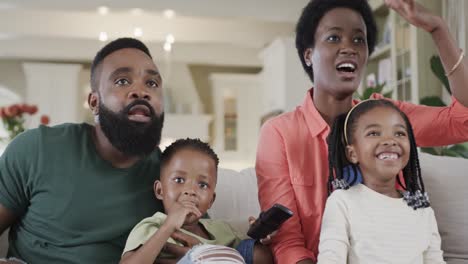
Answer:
(306, 61, 312, 67)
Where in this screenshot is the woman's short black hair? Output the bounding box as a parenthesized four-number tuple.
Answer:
(296, 0, 377, 82)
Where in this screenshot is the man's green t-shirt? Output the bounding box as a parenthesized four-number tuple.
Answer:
(0, 123, 164, 263)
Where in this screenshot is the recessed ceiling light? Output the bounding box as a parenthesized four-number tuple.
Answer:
(134, 27, 143, 38)
(163, 9, 175, 19)
(165, 34, 175, 44)
(0, 3, 16, 9)
(163, 42, 172, 52)
(0, 33, 14, 40)
(130, 8, 143, 16)
(99, 32, 108, 42)
(97, 6, 109, 16)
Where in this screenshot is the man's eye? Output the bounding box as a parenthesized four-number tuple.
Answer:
(327, 35, 340, 42)
(115, 79, 130, 85)
(147, 80, 159, 88)
(199, 182, 209, 189)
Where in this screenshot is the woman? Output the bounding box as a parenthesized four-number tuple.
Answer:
(255, 0, 468, 263)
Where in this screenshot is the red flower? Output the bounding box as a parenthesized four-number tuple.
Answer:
(0, 107, 5, 118)
(40, 115, 50, 125)
(4, 105, 19, 118)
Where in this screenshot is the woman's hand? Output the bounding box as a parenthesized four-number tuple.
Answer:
(384, 0, 442, 33)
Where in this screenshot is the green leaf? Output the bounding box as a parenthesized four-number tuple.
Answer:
(419, 96, 447, 107)
(421, 147, 440, 156)
(446, 144, 468, 158)
(383, 90, 393, 99)
(362, 87, 375, 100)
(430, 55, 451, 95)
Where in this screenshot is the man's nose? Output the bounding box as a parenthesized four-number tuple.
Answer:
(128, 85, 151, 101)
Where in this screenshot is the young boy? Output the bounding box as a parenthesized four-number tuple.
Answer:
(120, 138, 272, 264)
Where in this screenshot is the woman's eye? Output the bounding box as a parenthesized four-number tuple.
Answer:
(147, 80, 159, 88)
(326, 35, 340, 42)
(115, 79, 130, 86)
(174, 177, 184, 184)
(367, 131, 379, 136)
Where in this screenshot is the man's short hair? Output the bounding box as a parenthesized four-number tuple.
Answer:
(90, 37, 153, 91)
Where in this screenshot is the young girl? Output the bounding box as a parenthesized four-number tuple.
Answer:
(256, 0, 468, 262)
(317, 99, 444, 263)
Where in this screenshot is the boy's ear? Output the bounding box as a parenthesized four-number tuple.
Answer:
(208, 192, 216, 209)
(346, 145, 359, 164)
(154, 180, 164, 200)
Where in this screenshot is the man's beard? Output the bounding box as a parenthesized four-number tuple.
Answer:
(98, 99, 164, 157)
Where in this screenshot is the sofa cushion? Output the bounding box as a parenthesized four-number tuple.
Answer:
(420, 152, 468, 264)
(209, 168, 260, 238)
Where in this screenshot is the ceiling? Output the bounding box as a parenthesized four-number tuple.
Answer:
(0, 0, 310, 66)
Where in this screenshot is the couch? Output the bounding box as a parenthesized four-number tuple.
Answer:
(210, 152, 468, 264)
(0, 152, 467, 263)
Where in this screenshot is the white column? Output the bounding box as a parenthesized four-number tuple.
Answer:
(258, 37, 310, 114)
(22, 62, 82, 127)
(210, 73, 261, 170)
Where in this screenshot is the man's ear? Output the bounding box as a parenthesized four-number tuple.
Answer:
(208, 192, 216, 209)
(88, 91, 99, 116)
(346, 145, 359, 164)
(154, 180, 164, 200)
(304, 47, 313, 67)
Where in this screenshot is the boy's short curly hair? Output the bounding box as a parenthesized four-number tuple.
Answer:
(295, 0, 377, 82)
(161, 138, 219, 173)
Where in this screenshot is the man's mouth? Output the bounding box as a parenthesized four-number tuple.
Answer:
(127, 105, 151, 122)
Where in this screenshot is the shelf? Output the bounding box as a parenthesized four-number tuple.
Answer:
(370, 44, 391, 60)
(396, 49, 410, 57)
(396, 77, 411, 86)
(370, 0, 388, 15)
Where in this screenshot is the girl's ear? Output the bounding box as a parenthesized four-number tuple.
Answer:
(346, 145, 359, 164)
(154, 180, 164, 200)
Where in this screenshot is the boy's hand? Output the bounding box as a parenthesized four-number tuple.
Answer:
(164, 201, 202, 231)
(158, 232, 201, 263)
(171, 230, 202, 247)
(247, 216, 276, 245)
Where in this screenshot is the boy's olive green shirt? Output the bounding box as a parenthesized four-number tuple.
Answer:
(0, 123, 163, 263)
(123, 212, 242, 258)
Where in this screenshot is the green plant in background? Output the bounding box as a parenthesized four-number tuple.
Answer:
(356, 82, 393, 100)
(419, 55, 468, 158)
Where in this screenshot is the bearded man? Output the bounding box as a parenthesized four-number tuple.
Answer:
(0, 38, 166, 263)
